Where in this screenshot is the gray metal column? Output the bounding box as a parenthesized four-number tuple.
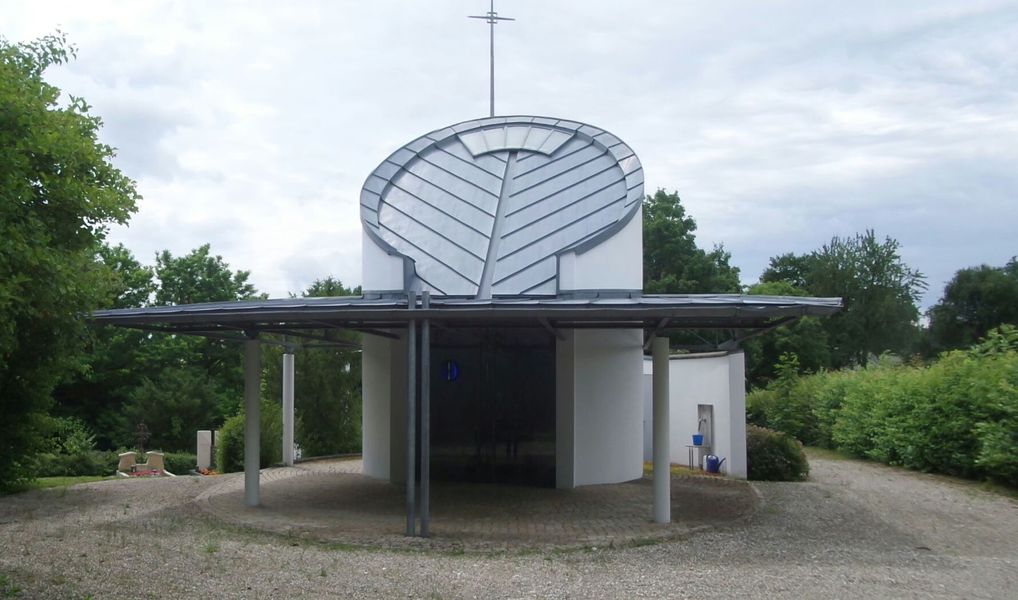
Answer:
(652, 336, 670, 523)
(282, 350, 295, 467)
(405, 292, 417, 537)
(244, 336, 261, 507)
(420, 291, 431, 537)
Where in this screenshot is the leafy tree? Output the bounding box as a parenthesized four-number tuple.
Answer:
(0, 34, 139, 489)
(113, 245, 262, 448)
(263, 277, 363, 457)
(760, 253, 811, 289)
(643, 189, 741, 294)
(743, 281, 830, 387)
(761, 230, 925, 368)
(52, 244, 154, 448)
(927, 259, 1018, 352)
(125, 364, 238, 451)
(302, 275, 361, 298)
(154, 243, 256, 305)
(55, 243, 258, 451)
(100, 243, 156, 308)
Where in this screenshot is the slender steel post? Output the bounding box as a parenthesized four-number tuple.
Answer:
(282, 349, 295, 466)
(469, 1, 514, 118)
(405, 292, 417, 537)
(652, 336, 671, 523)
(420, 291, 431, 537)
(243, 335, 261, 507)
(488, 5, 494, 117)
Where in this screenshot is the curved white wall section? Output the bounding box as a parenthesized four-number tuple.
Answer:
(557, 329, 645, 487)
(641, 351, 748, 479)
(558, 206, 643, 292)
(361, 334, 392, 479)
(361, 230, 406, 293)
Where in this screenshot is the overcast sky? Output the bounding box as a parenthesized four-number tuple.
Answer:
(5, 1, 1017, 308)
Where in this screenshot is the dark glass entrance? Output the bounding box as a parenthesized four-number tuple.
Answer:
(429, 328, 556, 487)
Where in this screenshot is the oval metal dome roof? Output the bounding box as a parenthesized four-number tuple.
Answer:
(360, 116, 644, 297)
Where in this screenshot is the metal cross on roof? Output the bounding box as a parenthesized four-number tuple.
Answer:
(468, 0, 515, 118)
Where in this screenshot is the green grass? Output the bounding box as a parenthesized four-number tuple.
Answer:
(28, 475, 116, 490)
(803, 446, 856, 461)
(641, 462, 699, 477)
(804, 446, 1018, 499)
(0, 574, 22, 598)
(2, 475, 116, 495)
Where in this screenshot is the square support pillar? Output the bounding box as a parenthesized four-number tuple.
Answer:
(244, 338, 261, 507)
(652, 336, 670, 524)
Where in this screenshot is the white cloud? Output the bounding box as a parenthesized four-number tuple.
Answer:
(3, 0, 1017, 307)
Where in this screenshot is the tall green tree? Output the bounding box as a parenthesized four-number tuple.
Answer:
(154, 243, 256, 305)
(0, 34, 139, 489)
(118, 245, 261, 449)
(762, 230, 926, 367)
(263, 277, 363, 457)
(643, 189, 741, 294)
(56, 243, 262, 451)
(927, 259, 1018, 353)
(743, 281, 831, 387)
(52, 244, 154, 448)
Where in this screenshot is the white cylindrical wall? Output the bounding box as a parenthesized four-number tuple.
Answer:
(558, 207, 643, 292)
(361, 334, 392, 479)
(724, 351, 748, 479)
(361, 230, 405, 292)
(640, 352, 748, 479)
(668, 354, 729, 469)
(560, 328, 645, 487)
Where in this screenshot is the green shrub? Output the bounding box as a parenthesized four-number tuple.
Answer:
(746, 425, 810, 481)
(749, 326, 1018, 486)
(747, 364, 840, 448)
(46, 416, 98, 455)
(216, 400, 282, 473)
(746, 388, 777, 429)
(161, 452, 197, 474)
(33, 450, 117, 477)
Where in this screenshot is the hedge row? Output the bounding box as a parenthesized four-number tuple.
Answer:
(747, 326, 1018, 485)
(33, 451, 198, 477)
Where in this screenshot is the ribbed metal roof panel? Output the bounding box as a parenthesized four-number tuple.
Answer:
(88, 294, 843, 335)
(360, 116, 644, 298)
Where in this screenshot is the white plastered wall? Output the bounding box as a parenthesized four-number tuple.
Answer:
(361, 333, 391, 479)
(557, 328, 644, 487)
(361, 230, 405, 292)
(558, 207, 642, 292)
(641, 351, 748, 478)
(361, 332, 407, 481)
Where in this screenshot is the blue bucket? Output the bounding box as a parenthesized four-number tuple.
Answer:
(692, 434, 704, 446)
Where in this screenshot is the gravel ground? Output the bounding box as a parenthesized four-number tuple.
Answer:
(1, 454, 1016, 599)
(196, 459, 756, 552)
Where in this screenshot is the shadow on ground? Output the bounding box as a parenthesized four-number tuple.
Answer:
(197, 460, 759, 552)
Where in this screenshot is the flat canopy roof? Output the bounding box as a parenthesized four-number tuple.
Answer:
(90, 294, 841, 344)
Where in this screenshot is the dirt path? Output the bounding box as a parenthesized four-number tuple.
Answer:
(1, 454, 1015, 598)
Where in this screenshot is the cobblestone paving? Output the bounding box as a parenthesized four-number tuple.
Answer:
(197, 458, 759, 551)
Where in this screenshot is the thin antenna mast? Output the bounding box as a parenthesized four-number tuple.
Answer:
(469, 0, 514, 117)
